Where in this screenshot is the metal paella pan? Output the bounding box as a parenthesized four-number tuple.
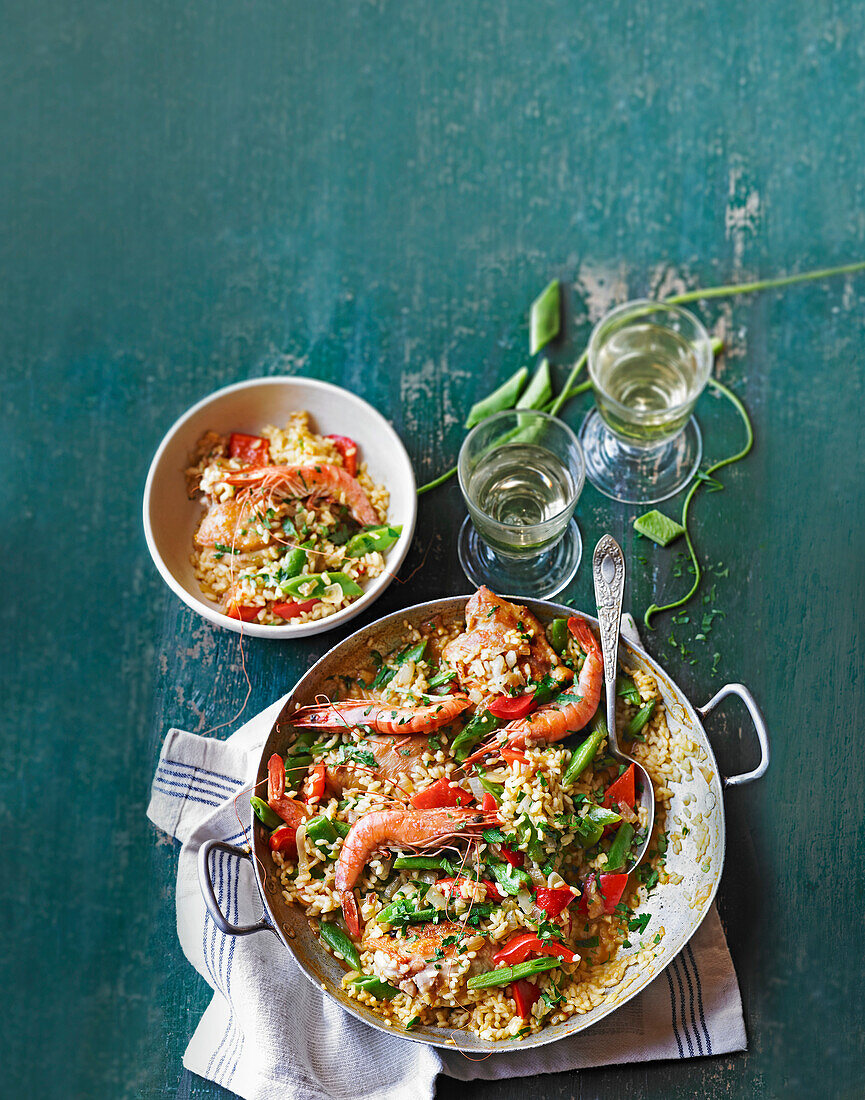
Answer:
(199, 595, 768, 1054)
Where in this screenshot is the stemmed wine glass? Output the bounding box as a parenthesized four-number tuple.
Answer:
(579, 300, 713, 504)
(457, 409, 585, 598)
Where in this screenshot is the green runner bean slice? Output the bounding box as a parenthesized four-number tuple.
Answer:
(393, 855, 455, 872)
(467, 956, 559, 989)
(562, 717, 607, 787)
(278, 571, 365, 599)
(545, 618, 570, 656)
(605, 822, 635, 872)
(306, 815, 338, 848)
(616, 675, 642, 707)
(318, 921, 361, 971)
(529, 279, 561, 354)
(348, 974, 400, 999)
(516, 358, 552, 409)
(465, 367, 528, 429)
(345, 524, 403, 558)
(452, 710, 501, 762)
(250, 796, 282, 830)
(624, 699, 656, 738)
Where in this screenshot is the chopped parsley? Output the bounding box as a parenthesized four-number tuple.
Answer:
(334, 744, 378, 769)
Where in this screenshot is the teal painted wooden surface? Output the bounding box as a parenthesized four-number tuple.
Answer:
(3, 1, 864, 1097)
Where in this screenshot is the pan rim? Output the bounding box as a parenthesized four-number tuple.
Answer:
(249, 593, 726, 1052)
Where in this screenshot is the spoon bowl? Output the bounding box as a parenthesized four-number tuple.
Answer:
(592, 534, 655, 871)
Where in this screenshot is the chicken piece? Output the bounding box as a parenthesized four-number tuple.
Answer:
(325, 733, 430, 795)
(443, 586, 571, 696)
(366, 921, 494, 1003)
(194, 498, 271, 553)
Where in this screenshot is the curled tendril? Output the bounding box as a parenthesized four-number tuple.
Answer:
(643, 375, 754, 629)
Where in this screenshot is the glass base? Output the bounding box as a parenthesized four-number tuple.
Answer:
(579, 410, 703, 504)
(457, 516, 582, 599)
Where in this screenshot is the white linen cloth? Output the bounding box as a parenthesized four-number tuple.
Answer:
(148, 616, 746, 1100)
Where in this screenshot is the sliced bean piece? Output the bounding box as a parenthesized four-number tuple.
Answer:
(318, 921, 362, 971)
(465, 367, 529, 429)
(529, 280, 561, 354)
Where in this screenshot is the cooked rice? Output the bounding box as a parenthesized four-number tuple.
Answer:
(270, 603, 705, 1042)
(187, 411, 392, 624)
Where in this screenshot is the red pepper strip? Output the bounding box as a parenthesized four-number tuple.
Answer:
(492, 932, 577, 967)
(482, 792, 499, 813)
(410, 777, 474, 809)
(511, 978, 542, 1019)
(271, 597, 319, 620)
(325, 434, 358, 477)
(269, 824, 297, 856)
(576, 873, 629, 917)
(228, 432, 271, 464)
(499, 845, 524, 869)
(437, 876, 504, 903)
(602, 763, 636, 811)
(534, 886, 576, 921)
(501, 745, 529, 767)
(487, 692, 536, 720)
(303, 762, 327, 801)
(225, 602, 259, 622)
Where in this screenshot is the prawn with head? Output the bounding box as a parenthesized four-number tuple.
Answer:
(462, 614, 604, 764)
(335, 806, 496, 938)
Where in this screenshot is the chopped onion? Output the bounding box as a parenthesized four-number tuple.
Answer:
(321, 582, 344, 606)
(425, 886, 447, 911)
(295, 823, 310, 875)
(383, 876, 404, 900)
(528, 866, 546, 888)
(467, 776, 486, 802)
(516, 888, 534, 915)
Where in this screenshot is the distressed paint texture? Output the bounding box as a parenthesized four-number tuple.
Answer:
(3, 1, 864, 1098)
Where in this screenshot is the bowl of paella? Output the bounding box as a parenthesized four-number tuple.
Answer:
(143, 376, 417, 637)
(199, 587, 767, 1049)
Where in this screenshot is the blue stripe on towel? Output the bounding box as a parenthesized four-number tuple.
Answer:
(221, 867, 242, 1085)
(686, 943, 712, 1054)
(159, 763, 240, 797)
(163, 756, 243, 787)
(152, 777, 222, 809)
(670, 958, 695, 1056)
(677, 949, 704, 1055)
(665, 966, 685, 1057)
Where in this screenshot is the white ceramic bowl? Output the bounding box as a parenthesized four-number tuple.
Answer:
(143, 377, 417, 638)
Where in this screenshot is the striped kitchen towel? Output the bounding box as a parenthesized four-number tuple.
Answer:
(148, 619, 746, 1100)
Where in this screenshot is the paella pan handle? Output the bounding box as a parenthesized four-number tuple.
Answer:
(198, 839, 274, 937)
(697, 683, 770, 787)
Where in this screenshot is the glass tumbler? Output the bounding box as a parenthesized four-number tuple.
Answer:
(579, 300, 713, 503)
(457, 409, 585, 598)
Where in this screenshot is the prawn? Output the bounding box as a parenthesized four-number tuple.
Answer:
(267, 753, 313, 827)
(291, 693, 471, 736)
(224, 463, 379, 526)
(504, 618, 603, 747)
(335, 807, 487, 936)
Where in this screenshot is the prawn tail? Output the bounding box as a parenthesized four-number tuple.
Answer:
(570, 617, 600, 657)
(341, 890, 362, 939)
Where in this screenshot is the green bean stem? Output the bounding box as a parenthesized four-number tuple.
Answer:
(643, 376, 754, 628)
(664, 260, 865, 305)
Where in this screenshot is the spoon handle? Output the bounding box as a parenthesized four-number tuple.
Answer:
(592, 534, 626, 757)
